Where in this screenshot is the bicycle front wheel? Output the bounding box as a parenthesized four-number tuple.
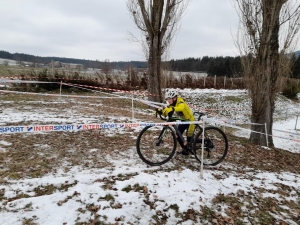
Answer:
(193, 126, 228, 166)
(136, 126, 177, 166)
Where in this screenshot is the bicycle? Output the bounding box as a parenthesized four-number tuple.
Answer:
(136, 111, 228, 166)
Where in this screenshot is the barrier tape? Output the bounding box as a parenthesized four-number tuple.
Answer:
(0, 79, 58, 84)
(139, 99, 166, 109)
(0, 90, 117, 99)
(0, 121, 204, 134)
(0, 76, 99, 82)
(214, 119, 300, 143)
(63, 82, 156, 96)
(60, 82, 127, 98)
(1, 118, 299, 143)
(64, 83, 252, 112)
(205, 108, 250, 111)
(273, 128, 300, 137)
(217, 118, 266, 126)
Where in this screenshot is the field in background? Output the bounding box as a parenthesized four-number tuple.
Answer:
(0, 59, 246, 90)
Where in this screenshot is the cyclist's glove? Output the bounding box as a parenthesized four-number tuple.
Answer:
(162, 106, 174, 117)
(154, 108, 163, 117)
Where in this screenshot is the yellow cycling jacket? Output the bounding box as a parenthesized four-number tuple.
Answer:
(171, 97, 195, 137)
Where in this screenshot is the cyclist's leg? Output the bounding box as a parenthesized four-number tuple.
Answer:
(186, 124, 195, 144)
(177, 124, 190, 155)
(177, 124, 187, 145)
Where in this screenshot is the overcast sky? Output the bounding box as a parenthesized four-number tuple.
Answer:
(1, 0, 298, 62)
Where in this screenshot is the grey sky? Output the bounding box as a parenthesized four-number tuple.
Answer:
(1, 0, 297, 62)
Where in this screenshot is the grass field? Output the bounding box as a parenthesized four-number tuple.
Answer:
(0, 89, 300, 224)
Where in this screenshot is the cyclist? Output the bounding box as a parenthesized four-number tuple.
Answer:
(156, 89, 195, 155)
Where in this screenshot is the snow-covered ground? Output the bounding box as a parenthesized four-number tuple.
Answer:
(0, 89, 299, 224)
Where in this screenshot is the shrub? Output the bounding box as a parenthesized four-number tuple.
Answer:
(281, 79, 300, 99)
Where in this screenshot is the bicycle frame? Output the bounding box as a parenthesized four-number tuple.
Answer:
(158, 111, 205, 150)
(158, 123, 196, 151)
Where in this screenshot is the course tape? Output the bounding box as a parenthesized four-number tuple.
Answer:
(63, 82, 156, 96)
(0, 90, 118, 99)
(217, 118, 265, 126)
(0, 79, 58, 84)
(273, 128, 300, 137)
(0, 121, 204, 134)
(139, 99, 166, 109)
(1, 119, 300, 143)
(0, 76, 98, 82)
(215, 119, 300, 143)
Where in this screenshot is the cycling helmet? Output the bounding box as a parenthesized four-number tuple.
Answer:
(165, 89, 178, 100)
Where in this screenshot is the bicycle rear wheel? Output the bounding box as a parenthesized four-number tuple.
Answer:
(136, 126, 177, 166)
(193, 126, 228, 166)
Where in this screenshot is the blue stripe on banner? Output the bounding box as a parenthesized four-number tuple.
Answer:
(0, 126, 25, 133)
(0, 121, 204, 134)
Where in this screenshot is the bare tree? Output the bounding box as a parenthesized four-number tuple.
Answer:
(127, 0, 190, 102)
(101, 59, 113, 84)
(101, 59, 111, 76)
(233, 0, 300, 146)
(3, 60, 9, 66)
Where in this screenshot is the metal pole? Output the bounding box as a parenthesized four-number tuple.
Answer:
(132, 94, 134, 121)
(200, 119, 205, 179)
(214, 75, 216, 88)
(59, 81, 62, 96)
(265, 123, 268, 147)
(51, 60, 54, 76)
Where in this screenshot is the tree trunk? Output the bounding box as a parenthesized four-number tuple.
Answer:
(148, 34, 163, 102)
(249, 0, 283, 147)
(250, 91, 275, 147)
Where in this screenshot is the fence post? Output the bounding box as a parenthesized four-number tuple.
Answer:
(203, 77, 206, 87)
(51, 60, 54, 76)
(59, 81, 62, 96)
(214, 75, 216, 88)
(132, 94, 135, 121)
(265, 123, 268, 147)
(295, 116, 299, 130)
(224, 76, 226, 88)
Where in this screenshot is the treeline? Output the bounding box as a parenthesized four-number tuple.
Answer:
(168, 53, 300, 78)
(1, 50, 300, 78)
(168, 56, 242, 77)
(0, 50, 147, 70)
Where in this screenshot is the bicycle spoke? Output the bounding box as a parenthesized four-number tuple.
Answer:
(136, 126, 176, 166)
(193, 126, 228, 166)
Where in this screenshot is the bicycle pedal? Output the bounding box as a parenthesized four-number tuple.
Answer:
(177, 150, 189, 155)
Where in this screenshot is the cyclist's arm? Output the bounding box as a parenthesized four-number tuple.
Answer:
(173, 102, 185, 112)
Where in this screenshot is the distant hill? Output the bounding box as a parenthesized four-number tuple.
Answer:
(1, 50, 299, 76)
(0, 50, 148, 70)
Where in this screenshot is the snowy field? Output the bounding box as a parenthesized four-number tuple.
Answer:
(0, 89, 300, 225)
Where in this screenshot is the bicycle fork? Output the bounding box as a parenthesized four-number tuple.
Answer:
(155, 126, 170, 146)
